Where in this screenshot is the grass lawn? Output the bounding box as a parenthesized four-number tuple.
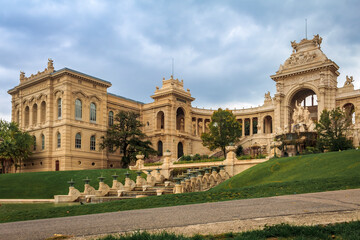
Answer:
(99, 221, 360, 239)
(0, 150, 359, 223)
(0, 169, 140, 199)
(214, 149, 360, 190)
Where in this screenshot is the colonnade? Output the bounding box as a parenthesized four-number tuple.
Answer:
(191, 117, 211, 136)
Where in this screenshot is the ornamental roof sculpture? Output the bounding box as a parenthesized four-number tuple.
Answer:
(275, 34, 335, 76)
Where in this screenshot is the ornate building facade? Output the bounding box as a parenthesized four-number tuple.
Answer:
(7, 35, 360, 172)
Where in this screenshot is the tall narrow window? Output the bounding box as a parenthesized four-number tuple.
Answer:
(15, 109, 19, 124)
(32, 103, 38, 125)
(24, 106, 29, 127)
(90, 103, 96, 122)
(33, 136, 36, 151)
(108, 111, 114, 126)
(41, 134, 45, 150)
(157, 141, 163, 156)
(57, 98, 62, 119)
(57, 132, 61, 148)
(40, 101, 46, 123)
(75, 99, 82, 120)
(90, 135, 96, 151)
(75, 133, 81, 149)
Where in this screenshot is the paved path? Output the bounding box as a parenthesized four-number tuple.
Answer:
(1, 189, 360, 240)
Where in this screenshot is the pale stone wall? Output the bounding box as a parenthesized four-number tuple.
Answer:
(7, 35, 360, 172)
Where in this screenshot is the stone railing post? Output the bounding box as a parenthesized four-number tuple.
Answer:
(135, 154, 145, 170)
(224, 145, 236, 177)
(161, 150, 172, 179)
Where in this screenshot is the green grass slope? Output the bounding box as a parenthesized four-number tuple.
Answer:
(0, 169, 140, 199)
(214, 149, 360, 191)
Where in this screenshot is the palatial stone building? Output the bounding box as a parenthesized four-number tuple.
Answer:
(7, 35, 360, 172)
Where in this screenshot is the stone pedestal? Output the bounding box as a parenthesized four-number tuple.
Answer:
(96, 182, 110, 196)
(174, 184, 183, 194)
(224, 146, 236, 177)
(54, 186, 80, 203)
(111, 180, 124, 190)
(83, 183, 96, 195)
(161, 151, 172, 179)
(136, 175, 146, 187)
(124, 177, 136, 191)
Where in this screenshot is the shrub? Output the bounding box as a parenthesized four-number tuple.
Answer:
(170, 168, 188, 179)
(180, 155, 192, 161)
(303, 146, 320, 155)
(193, 154, 201, 160)
(237, 154, 251, 160)
(235, 145, 243, 156)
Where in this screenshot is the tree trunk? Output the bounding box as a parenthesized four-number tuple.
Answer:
(222, 147, 226, 159)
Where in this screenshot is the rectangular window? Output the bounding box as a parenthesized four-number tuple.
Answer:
(75, 133, 81, 149)
(90, 136, 96, 151)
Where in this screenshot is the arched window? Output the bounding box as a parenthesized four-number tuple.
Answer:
(41, 134, 45, 150)
(176, 108, 185, 131)
(40, 101, 46, 123)
(157, 141, 163, 156)
(33, 136, 36, 151)
(75, 99, 82, 120)
(157, 111, 165, 129)
(90, 103, 96, 122)
(57, 132, 61, 148)
(108, 111, 114, 126)
(90, 135, 96, 151)
(177, 142, 184, 158)
(75, 133, 81, 149)
(57, 98, 62, 119)
(24, 106, 29, 127)
(32, 103, 38, 125)
(343, 103, 356, 125)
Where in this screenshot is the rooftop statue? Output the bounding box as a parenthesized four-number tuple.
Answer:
(344, 75, 354, 86)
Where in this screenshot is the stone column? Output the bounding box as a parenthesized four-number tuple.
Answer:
(250, 118, 253, 135)
(242, 119, 245, 137)
(196, 118, 199, 136)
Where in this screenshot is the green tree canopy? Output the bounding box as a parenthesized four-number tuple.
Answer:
(100, 111, 156, 168)
(0, 120, 33, 173)
(201, 108, 242, 158)
(315, 108, 354, 152)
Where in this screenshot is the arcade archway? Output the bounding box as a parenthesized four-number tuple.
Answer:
(289, 88, 318, 131)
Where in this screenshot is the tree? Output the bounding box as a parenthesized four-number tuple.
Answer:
(0, 120, 33, 173)
(201, 108, 242, 158)
(315, 108, 354, 152)
(100, 111, 156, 168)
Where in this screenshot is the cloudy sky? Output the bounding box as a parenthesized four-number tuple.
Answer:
(1, 0, 360, 121)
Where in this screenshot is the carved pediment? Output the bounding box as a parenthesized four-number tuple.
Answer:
(89, 94, 101, 102)
(37, 93, 47, 101)
(72, 90, 88, 99)
(54, 89, 64, 97)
